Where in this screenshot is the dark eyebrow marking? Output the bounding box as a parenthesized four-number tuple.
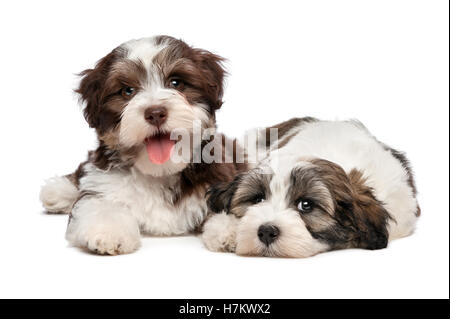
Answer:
(229, 170, 273, 217)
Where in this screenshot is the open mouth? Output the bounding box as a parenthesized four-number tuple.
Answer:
(144, 132, 176, 165)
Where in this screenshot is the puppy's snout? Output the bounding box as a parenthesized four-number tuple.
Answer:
(257, 224, 280, 246)
(145, 106, 168, 127)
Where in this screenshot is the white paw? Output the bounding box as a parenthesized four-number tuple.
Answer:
(84, 227, 141, 255)
(202, 212, 238, 253)
(67, 219, 141, 255)
(66, 200, 141, 255)
(40, 176, 79, 214)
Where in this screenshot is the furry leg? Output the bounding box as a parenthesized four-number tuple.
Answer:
(66, 196, 141, 255)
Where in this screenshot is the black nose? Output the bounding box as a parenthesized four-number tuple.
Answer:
(145, 106, 168, 127)
(257, 224, 280, 246)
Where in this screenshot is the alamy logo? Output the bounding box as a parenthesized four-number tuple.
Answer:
(167, 120, 280, 168)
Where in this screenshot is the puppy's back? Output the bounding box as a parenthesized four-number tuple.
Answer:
(269, 119, 420, 240)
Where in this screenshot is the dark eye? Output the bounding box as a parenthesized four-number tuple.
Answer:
(122, 87, 135, 97)
(251, 194, 265, 204)
(169, 78, 184, 89)
(297, 199, 314, 213)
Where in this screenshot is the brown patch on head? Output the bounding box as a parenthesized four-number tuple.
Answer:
(288, 159, 391, 250)
(80, 57, 147, 137)
(152, 38, 226, 113)
(289, 163, 335, 216)
(229, 171, 272, 217)
(76, 47, 125, 132)
(75, 44, 152, 172)
(75, 47, 149, 170)
(103, 59, 147, 113)
(287, 160, 351, 243)
(206, 168, 272, 217)
(154, 35, 175, 46)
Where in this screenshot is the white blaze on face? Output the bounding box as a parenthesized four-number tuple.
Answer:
(124, 37, 168, 71)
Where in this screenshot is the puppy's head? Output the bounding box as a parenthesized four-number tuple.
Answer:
(76, 36, 225, 176)
(207, 158, 391, 257)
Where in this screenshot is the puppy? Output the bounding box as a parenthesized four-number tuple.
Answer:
(202, 118, 420, 257)
(40, 36, 245, 255)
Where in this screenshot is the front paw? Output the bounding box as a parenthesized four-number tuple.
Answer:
(201, 213, 237, 253)
(66, 212, 141, 255)
(84, 228, 141, 255)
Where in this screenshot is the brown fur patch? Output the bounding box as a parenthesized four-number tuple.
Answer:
(306, 159, 391, 250)
(347, 168, 394, 233)
(65, 161, 88, 187)
(230, 172, 272, 217)
(78, 58, 147, 152)
(265, 117, 317, 149)
(152, 37, 226, 113)
(102, 59, 147, 114)
(291, 159, 390, 249)
(206, 169, 272, 217)
(76, 47, 127, 131)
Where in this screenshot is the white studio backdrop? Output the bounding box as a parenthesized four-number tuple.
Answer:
(0, 0, 448, 298)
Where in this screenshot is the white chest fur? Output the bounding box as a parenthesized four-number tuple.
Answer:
(77, 163, 207, 236)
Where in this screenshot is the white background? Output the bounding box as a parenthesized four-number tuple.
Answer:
(0, 0, 448, 299)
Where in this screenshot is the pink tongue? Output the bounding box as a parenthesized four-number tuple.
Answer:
(145, 134, 175, 164)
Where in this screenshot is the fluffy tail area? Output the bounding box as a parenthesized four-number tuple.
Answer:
(40, 176, 80, 214)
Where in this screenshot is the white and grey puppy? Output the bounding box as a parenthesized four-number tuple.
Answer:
(40, 36, 244, 255)
(202, 118, 420, 258)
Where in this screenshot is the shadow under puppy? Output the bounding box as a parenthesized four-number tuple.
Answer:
(202, 118, 420, 257)
(40, 36, 245, 255)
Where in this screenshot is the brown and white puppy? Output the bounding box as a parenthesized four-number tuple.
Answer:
(40, 36, 245, 255)
(202, 118, 420, 257)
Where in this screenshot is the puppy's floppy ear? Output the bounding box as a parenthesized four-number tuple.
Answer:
(311, 159, 390, 250)
(206, 175, 241, 214)
(335, 169, 391, 250)
(192, 49, 226, 111)
(75, 49, 120, 128)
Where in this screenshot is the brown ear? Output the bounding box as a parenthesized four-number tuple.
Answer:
(310, 159, 391, 250)
(336, 169, 391, 250)
(75, 49, 120, 129)
(192, 49, 226, 111)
